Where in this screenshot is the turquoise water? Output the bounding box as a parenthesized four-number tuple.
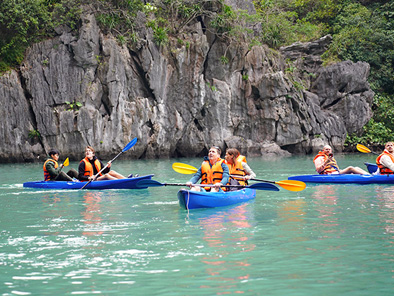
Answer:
(0, 154, 393, 295)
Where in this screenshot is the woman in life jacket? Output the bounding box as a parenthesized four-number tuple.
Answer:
(78, 146, 126, 181)
(224, 148, 256, 188)
(376, 142, 394, 174)
(186, 146, 230, 192)
(314, 145, 368, 175)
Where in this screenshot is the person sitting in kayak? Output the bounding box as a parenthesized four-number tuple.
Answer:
(376, 142, 394, 174)
(78, 146, 126, 181)
(186, 146, 229, 192)
(224, 148, 256, 187)
(43, 149, 78, 181)
(314, 145, 368, 175)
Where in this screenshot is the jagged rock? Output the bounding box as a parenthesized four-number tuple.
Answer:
(0, 7, 373, 162)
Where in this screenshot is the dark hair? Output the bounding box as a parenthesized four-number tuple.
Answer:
(48, 149, 60, 156)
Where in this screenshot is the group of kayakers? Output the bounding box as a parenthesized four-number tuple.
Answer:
(43, 141, 394, 189)
(43, 145, 256, 192)
(43, 146, 129, 182)
(313, 142, 394, 175)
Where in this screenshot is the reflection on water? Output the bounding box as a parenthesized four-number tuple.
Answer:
(1, 158, 394, 295)
(186, 204, 255, 293)
(311, 185, 340, 238)
(376, 187, 394, 237)
(82, 192, 104, 236)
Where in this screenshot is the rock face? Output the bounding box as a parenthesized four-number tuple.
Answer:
(0, 9, 373, 163)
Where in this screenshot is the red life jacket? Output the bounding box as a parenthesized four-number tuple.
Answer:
(313, 151, 339, 174)
(376, 150, 394, 174)
(43, 159, 58, 181)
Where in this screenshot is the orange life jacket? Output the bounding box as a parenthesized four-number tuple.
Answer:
(313, 151, 339, 174)
(237, 155, 247, 163)
(43, 159, 58, 181)
(81, 157, 102, 178)
(201, 158, 224, 191)
(227, 160, 247, 186)
(376, 150, 394, 174)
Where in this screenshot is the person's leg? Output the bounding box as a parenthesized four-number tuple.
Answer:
(55, 171, 73, 181)
(96, 174, 117, 180)
(66, 169, 78, 179)
(108, 170, 125, 179)
(340, 166, 369, 174)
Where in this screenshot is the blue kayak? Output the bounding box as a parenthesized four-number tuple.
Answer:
(177, 188, 256, 210)
(364, 162, 378, 174)
(23, 174, 154, 190)
(288, 173, 394, 184)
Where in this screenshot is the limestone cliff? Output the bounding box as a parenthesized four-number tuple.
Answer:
(0, 6, 373, 163)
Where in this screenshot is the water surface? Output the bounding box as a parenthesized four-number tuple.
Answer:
(0, 154, 393, 295)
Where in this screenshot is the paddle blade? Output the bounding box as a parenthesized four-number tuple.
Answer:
(356, 144, 371, 154)
(136, 179, 165, 188)
(276, 180, 306, 192)
(122, 137, 138, 152)
(249, 183, 279, 191)
(63, 157, 69, 167)
(172, 162, 198, 174)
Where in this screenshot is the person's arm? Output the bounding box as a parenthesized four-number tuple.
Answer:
(100, 160, 111, 175)
(78, 161, 89, 181)
(380, 155, 394, 172)
(220, 162, 230, 185)
(187, 167, 202, 184)
(242, 162, 256, 179)
(314, 156, 327, 174)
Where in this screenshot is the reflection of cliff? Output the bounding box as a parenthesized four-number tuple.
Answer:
(193, 204, 255, 292)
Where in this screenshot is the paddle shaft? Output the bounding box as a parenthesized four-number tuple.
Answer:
(163, 183, 246, 188)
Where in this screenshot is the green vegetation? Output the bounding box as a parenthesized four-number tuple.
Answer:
(28, 129, 41, 139)
(1, 0, 393, 145)
(0, 0, 81, 72)
(65, 100, 82, 111)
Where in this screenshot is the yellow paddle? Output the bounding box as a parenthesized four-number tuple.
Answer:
(62, 157, 70, 167)
(54, 157, 69, 180)
(356, 144, 379, 155)
(172, 162, 306, 192)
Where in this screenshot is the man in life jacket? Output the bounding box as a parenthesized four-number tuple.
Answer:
(78, 146, 126, 181)
(186, 146, 229, 192)
(376, 142, 394, 174)
(43, 149, 78, 181)
(314, 145, 368, 175)
(224, 148, 256, 188)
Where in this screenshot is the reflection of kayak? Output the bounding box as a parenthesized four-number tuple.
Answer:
(23, 174, 154, 190)
(177, 188, 256, 210)
(288, 173, 394, 184)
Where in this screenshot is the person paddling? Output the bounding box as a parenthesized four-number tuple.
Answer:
(43, 149, 78, 181)
(376, 142, 394, 174)
(224, 148, 256, 187)
(314, 145, 368, 175)
(78, 146, 126, 181)
(186, 146, 229, 192)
